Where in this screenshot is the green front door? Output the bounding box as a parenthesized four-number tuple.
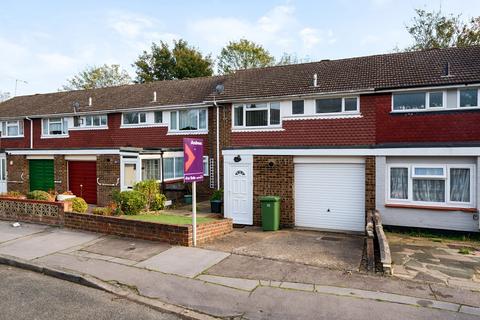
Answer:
(29, 160, 54, 192)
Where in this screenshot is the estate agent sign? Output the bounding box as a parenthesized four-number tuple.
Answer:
(183, 138, 204, 183)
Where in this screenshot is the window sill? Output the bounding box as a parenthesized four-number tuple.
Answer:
(232, 127, 284, 133)
(167, 130, 208, 135)
(120, 124, 168, 129)
(390, 106, 480, 114)
(385, 203, 477, 213)
(0, 136, 24, 139)
(283, 113, 362, 120)
(41, 135, 69, 139)
(70, 126, 109, 131)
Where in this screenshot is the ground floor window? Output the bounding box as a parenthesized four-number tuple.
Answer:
(387, 164, 474, 207)
(141, 156, 210, 182)
(142, 159, 161, 180)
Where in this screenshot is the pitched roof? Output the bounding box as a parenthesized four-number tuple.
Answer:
(1, 46, 480, 118)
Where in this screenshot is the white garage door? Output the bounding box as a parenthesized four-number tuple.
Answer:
(295, 161, 365, 232)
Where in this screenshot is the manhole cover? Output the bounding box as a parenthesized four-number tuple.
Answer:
(319, 236, 341, 241)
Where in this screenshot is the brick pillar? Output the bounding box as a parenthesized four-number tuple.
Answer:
(96, 155, 120, 206)
(54, 155, 68, 194)
(253, 156, 294, 227)
(6, 155, 29, 194)
(365, 156, 376, 215)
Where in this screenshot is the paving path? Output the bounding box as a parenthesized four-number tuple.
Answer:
(0, 221, 480, 319)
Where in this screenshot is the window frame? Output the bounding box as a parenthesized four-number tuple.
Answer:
(73, 114, 108, 129)
(168, 108, 208, 132)
(391, 91, 447, 112)
(457, 88, 480, 108)
(41, 117, 68, 137)
(386, 163, 475, 208)
(122, 112, 148, 126)
(315, 96, 359, 115)
(232, 102, 282, 129)
(0, 120, 24, 138)
(291, 100, 305, 115)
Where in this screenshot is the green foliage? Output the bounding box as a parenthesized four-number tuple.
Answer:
(276, 53, 310, 66)
(113, 190, 147, 215)
(92, 207, 112, 216)
(210, 189, 223, 201)
(404, 9, 480, 51)
(133, 180, 166, 211)
(27, 190, 53, 201)
(3, 191, 25, 199)
(62, 64, 131, 91)
(67, 197, 88, 213)
(133, 39, 213, 83)
(458, 247, 472, 255)
(217, 39, 275, 74)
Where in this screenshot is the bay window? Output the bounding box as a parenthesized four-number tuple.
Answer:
(0, 120, 24, 137)
(73, 115, 107, 128)
(42, 118, 68, 136)
(169, 109, 207, 131)
(387, 164, 474, 207)
(315, 97, 359, 114)
(123, 112, 147, 125)
(233, 102, 281, 128)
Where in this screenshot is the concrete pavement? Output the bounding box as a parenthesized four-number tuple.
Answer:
(0, 265, 181, 320)
(1, 221, 480, 319)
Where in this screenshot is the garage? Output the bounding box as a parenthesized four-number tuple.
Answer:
(294, 157, 365, 232)
(68, 161, 97, 204)
(29, 159, 54, 192)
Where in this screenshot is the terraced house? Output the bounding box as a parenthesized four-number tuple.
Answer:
(1, 46, 480, 233)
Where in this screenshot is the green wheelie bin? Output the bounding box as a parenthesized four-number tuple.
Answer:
(260, 196, 281, 231)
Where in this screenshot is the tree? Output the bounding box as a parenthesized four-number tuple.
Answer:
(133, 40, 213, 83)
(276, 53, 310, 66)
(62, 64, 131, 91)
(217, 39, 275, 74)
(0, 91, 10, 102)
(404, 9, 480, 51)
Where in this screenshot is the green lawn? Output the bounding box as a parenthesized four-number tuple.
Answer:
(122, 214, 217, 225)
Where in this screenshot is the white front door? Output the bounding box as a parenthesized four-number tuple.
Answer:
(0, 155, 6, 193)
(295, 159, 365, 232)
(225, 156, 253, 225)
(121, 157, 141, 191)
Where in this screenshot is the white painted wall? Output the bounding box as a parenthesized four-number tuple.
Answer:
(376, 156, 479, 232)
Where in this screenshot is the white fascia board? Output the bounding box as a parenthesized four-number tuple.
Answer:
(207, 89, 376, 104)
(6, 149, 124, 156)
(222, 147, 480, 157)
(375, 82, 480, 93)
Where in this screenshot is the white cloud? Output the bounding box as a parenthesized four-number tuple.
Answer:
(188, 4, 334, 57)
(107, 11, 155, 38)
(37, 53, 77, 71)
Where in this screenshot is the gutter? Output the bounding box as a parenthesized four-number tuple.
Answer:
(25, 117, 33, 149)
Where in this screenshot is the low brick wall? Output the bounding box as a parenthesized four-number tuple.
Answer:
(0, 197, 65, 226)
(64, 212, 233, 246)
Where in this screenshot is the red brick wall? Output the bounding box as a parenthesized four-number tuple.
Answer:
(375, 93, 480, 144)
(229, 96, 376, 147)
(6, 155, 29, 194)
(29, 112, 210, 152)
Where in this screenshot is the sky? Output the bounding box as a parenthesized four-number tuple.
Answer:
(1, 0, 479, 96)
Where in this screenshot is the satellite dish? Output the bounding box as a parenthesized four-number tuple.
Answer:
(72, 101, 80, 108)
(215, 84, 224, 94)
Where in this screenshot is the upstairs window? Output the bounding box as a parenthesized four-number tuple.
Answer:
(42, 118, 68, 136)
(233, 102, 281, 128)
(393, 91, 445, 111)
(154, 111, 163, 123)
(459, 88, 478, 107)
(169, 109, 207, 131)
(292, 100, 304, 115)
(0, 120, 24, 138)
(73, 115, 107, 128)
(315, 97, 359, 114)
(123, 112, 147, 125)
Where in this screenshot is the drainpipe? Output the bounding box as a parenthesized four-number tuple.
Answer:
(160, 150, 165, 194)
(213, 100, 220, 190)
(25, 117, 33, 149)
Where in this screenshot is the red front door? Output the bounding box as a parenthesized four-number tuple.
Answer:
(68, 161, 97, 204)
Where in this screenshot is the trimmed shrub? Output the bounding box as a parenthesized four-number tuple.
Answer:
(67, 197, 88, 213)
(133, 180, 166, 211)
(2, 191, 26, 199)
(210, 189, 223, 201)
(92, 207, 112, 216)
(113, 190, 146, 215)
(27, 190, 53, 201)
(151, 193, 167, 211)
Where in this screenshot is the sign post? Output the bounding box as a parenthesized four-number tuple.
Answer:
(183, 138, 204, 246)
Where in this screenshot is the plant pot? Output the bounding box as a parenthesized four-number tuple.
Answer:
(57, 194, 76, 201)
(210, 200, 223, 214)
(184, 195, 192, 204)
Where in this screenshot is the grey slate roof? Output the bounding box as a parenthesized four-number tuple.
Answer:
(1, 46, 480, 118)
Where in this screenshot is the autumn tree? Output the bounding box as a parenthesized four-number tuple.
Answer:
(62, 64, 131, 91)
(217, 39, 275, 74)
